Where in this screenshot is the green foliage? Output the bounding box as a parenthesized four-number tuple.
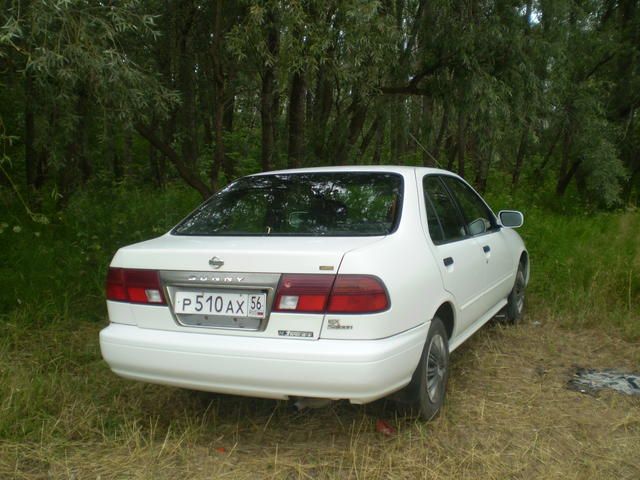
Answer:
(0, 182, 199, 319)
(227, 0, 398, 95)
(0, 0, 179, 190)
(15, 0, 177, 121)
(0, 0, 639, 213)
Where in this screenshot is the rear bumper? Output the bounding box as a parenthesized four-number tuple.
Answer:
(99, 322, 428, 404)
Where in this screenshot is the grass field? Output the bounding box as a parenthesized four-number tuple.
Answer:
(1, 186, 639, 479)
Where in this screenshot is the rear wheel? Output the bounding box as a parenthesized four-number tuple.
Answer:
(505, 262, 526, 324)
(397, 316, 449, 420)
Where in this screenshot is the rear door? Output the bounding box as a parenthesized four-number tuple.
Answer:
(440, 176, 514, 308)
(422, 175, 488, 334)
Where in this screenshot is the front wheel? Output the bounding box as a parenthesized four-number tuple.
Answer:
(397, 316, 449, 420)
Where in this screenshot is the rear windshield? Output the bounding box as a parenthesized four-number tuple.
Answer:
(172, 172, 403, 236)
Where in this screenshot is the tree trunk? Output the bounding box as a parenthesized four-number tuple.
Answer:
(445, 135, 456, 170)
(260, 11, 279, 172)
(108, 122, 123, 181)
(147, 117, 162, 186)
(161, 111, 177, 182)
(149, 141, 161, 187)
(287, 71, 306, 168)
(35, 149, 48, 190)
(222, 91, 235, 180)
(211, 86, 225, 191)
(176, 0, 198, 168)
(556, 127, 572, 193)
(24, 73, 37, 191)
(372, 115, 385, 165)
(432, 102, 449, 165)
(556, 159, 582, 196)
(312, 67, 333, 162)
(122, 128, 133, 177)
(335, 94, 367, 165)
(456, 110, 466, 177)
(475, 137, 492, 194)
(623, 164, 640, 204)
(202, 96, 213, 150)
(511, 127, 528, 188)
(59, 87, 90, 201)
(261, 73, 276, 172)
(78, 91, 91, 184)
(390, 97, 405, 163)
(532, 127, 562, 178)
(421, 96, 434, 167)
(358, 115, 381, 161)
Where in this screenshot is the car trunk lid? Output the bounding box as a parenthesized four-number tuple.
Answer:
(109, 234, 384, 338)
(111, 234, 383, 273)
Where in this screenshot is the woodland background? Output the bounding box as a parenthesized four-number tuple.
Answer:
(0, 0, 639, 210)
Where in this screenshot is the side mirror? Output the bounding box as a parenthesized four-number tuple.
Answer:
(468, 218, 487, 235)
(498, 210, 524, 228)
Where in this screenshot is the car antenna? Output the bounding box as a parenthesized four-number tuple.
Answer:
(408, 132, 441, 168)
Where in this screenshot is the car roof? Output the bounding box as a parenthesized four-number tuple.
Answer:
(252, 165, 459, 177)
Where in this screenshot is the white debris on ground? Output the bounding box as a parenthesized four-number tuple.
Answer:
(568, 368, 640, 396)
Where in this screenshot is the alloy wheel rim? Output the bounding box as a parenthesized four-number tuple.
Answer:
(426, 334, 446, 403)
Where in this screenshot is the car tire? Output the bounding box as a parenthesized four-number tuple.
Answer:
(397, 316, 449, 420)
(505, 262, 526, 324)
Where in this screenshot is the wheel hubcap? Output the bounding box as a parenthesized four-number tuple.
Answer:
(426, 334, 446, 403)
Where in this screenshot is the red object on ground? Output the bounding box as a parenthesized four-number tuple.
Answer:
(375, 419, 397, 436)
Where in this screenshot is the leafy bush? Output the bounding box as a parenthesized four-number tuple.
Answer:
(0, 181, 200, 321)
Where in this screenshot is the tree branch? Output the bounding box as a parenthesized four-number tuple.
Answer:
(135, 122, 212, 199)
(380, 51, 457, 96)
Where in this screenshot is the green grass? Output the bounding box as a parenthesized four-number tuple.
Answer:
(521, 208, 640, 338)
(0, 184, 639, 478)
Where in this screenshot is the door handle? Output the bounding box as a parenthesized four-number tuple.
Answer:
(443, 257, 454, 267)
(483, 245, 491, 253)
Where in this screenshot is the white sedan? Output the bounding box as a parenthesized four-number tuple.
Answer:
(100, 166, 528, 419)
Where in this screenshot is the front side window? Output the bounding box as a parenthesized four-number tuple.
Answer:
(440, 176, 497, 236)
(173, 172, 403, 236)
(423, 176, 466, 244)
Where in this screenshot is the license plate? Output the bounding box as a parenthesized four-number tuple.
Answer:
(174, 291, 266, 318)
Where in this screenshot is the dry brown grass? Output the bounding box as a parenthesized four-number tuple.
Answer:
(1, 313, 638, 480)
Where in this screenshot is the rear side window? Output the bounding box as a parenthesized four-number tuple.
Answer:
(173, 172, 403, 236)
(423, 176, 466, 244)
(440, 176, 497, 236)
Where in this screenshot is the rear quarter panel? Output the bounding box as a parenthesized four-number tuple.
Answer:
(321, 171, 446, 340)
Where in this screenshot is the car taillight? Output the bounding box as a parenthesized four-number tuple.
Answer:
(273, 274, 335, 313)
(273, 274, 389, 314)
(106, 268, 166, 305)
(327, 275, 389, 313)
